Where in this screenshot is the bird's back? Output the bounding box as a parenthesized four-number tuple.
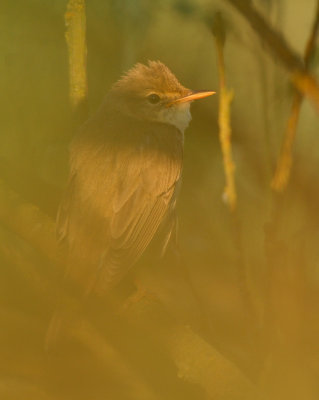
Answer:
(57, 109, 184, 296)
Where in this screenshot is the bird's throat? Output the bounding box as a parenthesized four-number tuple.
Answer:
(156, 103, 192, 133)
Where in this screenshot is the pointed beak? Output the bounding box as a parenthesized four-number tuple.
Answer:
(167, 90, 216, 106)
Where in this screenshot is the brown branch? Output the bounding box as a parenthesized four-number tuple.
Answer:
(167, 325, 263, 399)
(226, 0, 319, 112)
(123, 299, 265, 400)
(272, 1, 319, 191)
(167, 327, 259, 399)
(303, 3, 319, 68)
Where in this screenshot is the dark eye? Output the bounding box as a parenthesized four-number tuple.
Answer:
(147, 93, 160, 104)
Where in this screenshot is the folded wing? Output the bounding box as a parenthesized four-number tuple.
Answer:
(57, 116, 183, 295)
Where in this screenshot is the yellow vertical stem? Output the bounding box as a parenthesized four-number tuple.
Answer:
(212, 16, 258, 345)
(65, 0, 88, 110)
(215, 39, 237, 211)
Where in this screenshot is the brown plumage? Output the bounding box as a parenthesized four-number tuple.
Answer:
(57, 61, 214, 296)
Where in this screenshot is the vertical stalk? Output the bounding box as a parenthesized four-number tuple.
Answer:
(213, 23, 236, 211)
(211, 13, 259, 360)
(65, 0, 88, 116)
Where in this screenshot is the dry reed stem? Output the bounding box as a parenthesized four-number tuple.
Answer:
(215, 38, 237, 211)
(65, 0, 88, 110)
(219, 86, 236, 210)
(272, 1, 319, 191)
(212, 15, 260, 355)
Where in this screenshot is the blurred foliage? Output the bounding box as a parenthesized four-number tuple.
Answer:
(1, 0, 319, 399)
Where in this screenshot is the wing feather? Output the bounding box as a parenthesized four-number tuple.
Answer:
(58, 114, 183, 295)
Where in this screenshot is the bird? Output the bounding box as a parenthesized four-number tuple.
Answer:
(57, 60, 215, 297)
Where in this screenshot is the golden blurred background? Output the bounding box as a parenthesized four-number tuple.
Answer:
(1, 0, 319, 399)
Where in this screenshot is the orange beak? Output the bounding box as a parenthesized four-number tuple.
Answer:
(167, 90, 216, 106)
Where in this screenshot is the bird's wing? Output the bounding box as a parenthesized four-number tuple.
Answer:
(59, 119, 183, 295)
(99, 140, 182, 293)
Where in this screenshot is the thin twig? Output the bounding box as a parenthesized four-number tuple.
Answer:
(226, 0, 319, 112)
(272, 1, 319, 191)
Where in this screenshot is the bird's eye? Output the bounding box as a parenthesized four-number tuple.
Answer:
(147, 93, 160, 104)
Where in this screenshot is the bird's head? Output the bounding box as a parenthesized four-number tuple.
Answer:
(108, 61, 215, 133)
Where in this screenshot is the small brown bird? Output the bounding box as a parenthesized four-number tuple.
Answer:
(58, 61, 214, 296)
